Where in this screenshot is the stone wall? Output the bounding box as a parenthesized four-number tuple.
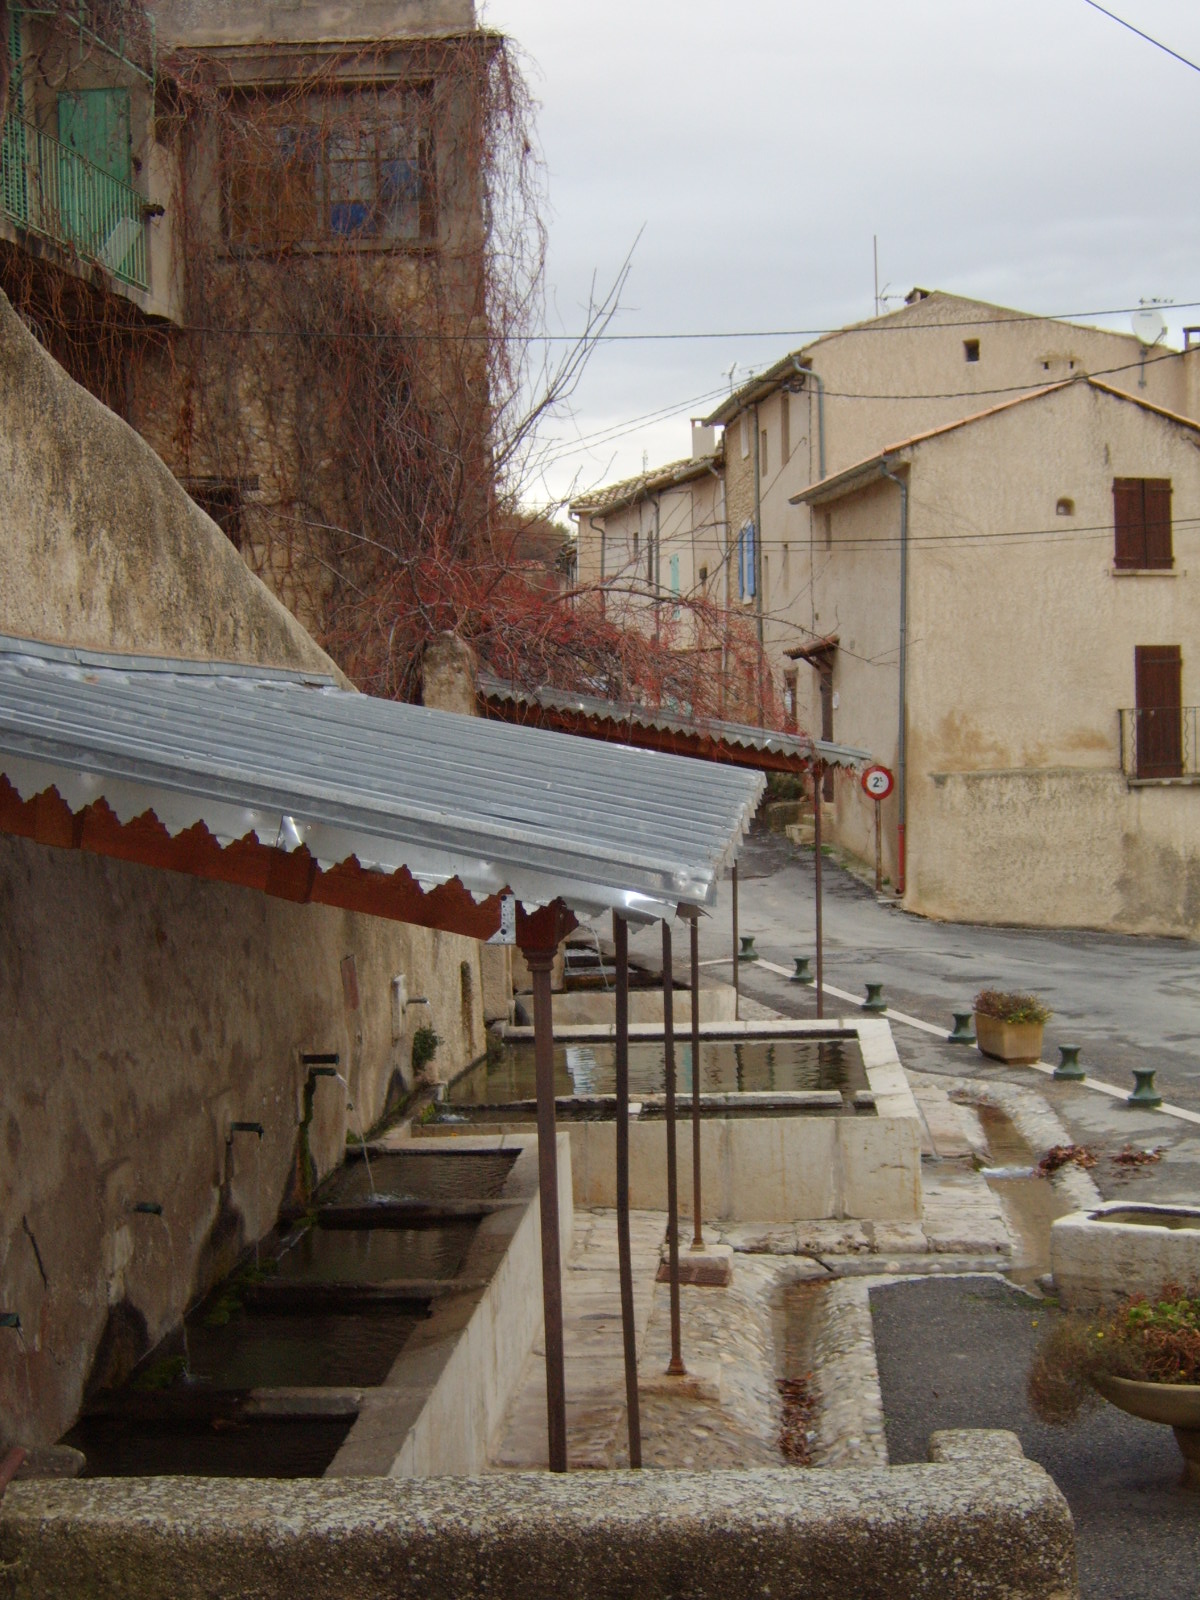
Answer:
(0, 287, 484, 1446)
(0, 1431, 1077, 1599)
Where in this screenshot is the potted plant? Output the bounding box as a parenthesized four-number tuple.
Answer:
(972, 989, 1050, 1065)
(1028, 1285, 1200, 1488)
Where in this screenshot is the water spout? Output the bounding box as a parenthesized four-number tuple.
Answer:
(334, 1071, 377, 1202)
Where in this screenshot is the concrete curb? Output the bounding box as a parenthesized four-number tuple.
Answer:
(0, 1443, 1078, 1600)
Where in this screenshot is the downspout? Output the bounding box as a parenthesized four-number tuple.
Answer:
(653, 493, 662, 645)
(880, 462, 908, 897)
(752, 403, 764, 720)
(790, 358, 825, 480)
(589, 514, 606, 586)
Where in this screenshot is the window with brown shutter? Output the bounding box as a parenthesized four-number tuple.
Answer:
(1133, 645, 1183, 778)
(1113, 477, 1173, 570)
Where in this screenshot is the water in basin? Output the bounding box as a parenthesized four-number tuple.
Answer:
(320, 1149, 517, 1206)
(450, 1036, 863, 1103)
(273, 1219, 478, 1283)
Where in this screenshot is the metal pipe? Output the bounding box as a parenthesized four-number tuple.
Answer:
(813, 762, 824, 1020)
(881, 465, 909, 896)
(731, 861, 739, 1018)
(689, 915, 703, 1249)
(752, 403, 765, 721)
(791, 358, 825, 480)
(527, 949, 567, 1471)
(612, 912, 642, 1467)
(662, 919, 685, 1375)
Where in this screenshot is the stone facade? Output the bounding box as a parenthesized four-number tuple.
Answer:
(0, 289, 484, 1448)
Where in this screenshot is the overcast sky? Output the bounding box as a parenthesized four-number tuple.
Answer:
(481, 0, 1200, 513)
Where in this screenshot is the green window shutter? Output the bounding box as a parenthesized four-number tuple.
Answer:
(58, 88, 132, 184)
(2, 14, 28, 226)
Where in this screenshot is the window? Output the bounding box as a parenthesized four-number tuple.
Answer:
(1133, 645, 1182, 778)
(698, 564, 708, 587)
(963, 339, 980, 363)
(737, 519, 756, 601)
(1113, 478, 1172, 570)
(226, 88, 434, 250)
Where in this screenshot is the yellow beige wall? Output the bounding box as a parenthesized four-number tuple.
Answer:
(817, 381, 1200, 934)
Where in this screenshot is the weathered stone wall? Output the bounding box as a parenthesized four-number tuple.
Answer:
(0, 287, 484, 1447)
(0, 1431, 1077, 1600)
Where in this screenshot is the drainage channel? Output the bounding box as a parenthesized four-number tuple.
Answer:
(975, 1103, 1074, 1290)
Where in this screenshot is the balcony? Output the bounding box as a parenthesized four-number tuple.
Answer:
(1119, 706, 1199, 782)
(1, 109, 148, 291)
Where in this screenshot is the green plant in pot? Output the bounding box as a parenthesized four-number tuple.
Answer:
(973, 989, 1050, 1065)
(1028, 1285, 1200, 1488)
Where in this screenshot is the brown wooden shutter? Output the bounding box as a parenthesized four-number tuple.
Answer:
(1143, 478, 1173, 569)
(1134, 645, 1182, 778)
(1113, 478, 1142, 568)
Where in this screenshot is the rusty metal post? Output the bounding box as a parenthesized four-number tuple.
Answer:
(662, 919, 685, 1375)
(813, 763, 824, 1020)
(731, 860, 739, 1019)
(689, 913, 703, 1249)
(526, 949, 567, 1471)
(612, 912, 642, 1467)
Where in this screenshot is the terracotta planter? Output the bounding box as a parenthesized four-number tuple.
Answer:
(973, 1013, 1044, 1065)
(1094, 1374, 1200, 1489)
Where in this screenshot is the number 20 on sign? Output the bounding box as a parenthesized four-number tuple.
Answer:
(860, 766, 893, 890)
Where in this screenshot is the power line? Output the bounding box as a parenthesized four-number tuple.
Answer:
(79, 299, 1200, 346)
(1081, 0, 1200, 74)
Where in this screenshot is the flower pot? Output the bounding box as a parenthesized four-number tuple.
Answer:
(1094, 1374, 1200, 1489)
(973, 1012, 1045, 1065)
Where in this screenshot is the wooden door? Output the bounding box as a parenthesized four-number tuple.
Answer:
(1134, 645, 1182, 778)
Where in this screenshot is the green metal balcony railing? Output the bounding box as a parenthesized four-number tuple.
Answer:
(1, 109, 148, 290)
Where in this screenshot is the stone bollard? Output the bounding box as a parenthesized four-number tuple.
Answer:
(861, 981, 887, 1014)
(948, 1011, 976, 1045)
(1128, 1068, 1162, 1109)
(1053, 1045, 1085, 1082)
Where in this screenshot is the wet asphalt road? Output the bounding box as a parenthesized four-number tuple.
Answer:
(871, 1276, 1199, 1600)
(639, 829, 1200, 1111)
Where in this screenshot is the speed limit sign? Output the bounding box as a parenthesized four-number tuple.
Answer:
(861, 764, 894, 800)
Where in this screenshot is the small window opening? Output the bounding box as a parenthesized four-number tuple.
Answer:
(1056, 498, 1075, 517)
(698, 564, 708, 586)
(1042, 361, 1050, 372)
(963, 339, 980, 363)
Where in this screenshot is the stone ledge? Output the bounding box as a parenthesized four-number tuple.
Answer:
(0, 1438, 1077, 1599)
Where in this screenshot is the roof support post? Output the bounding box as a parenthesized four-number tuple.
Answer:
(689, 912, 704, 1250)
(612, 911, 642, 1467)
(521, 942, 568, 1472)
(662, 918, 685, 1376)
(731, 860, 739, 1020)
(813, 760, 825, 1020)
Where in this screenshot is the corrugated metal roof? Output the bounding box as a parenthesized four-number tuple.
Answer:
(477, 675, 871, 772)
(0, 634, 764, 923)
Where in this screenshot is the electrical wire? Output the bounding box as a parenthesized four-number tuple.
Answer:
(1080, 0, 1200, 74)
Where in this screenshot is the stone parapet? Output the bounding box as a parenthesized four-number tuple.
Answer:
(0, 1433, 1077, 1599)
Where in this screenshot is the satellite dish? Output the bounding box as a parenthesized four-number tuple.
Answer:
(1132, 308, 1167, 346)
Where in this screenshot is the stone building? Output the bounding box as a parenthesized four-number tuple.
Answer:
(789, 376, 1200, 936)
(0, 286, 487, 1447)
